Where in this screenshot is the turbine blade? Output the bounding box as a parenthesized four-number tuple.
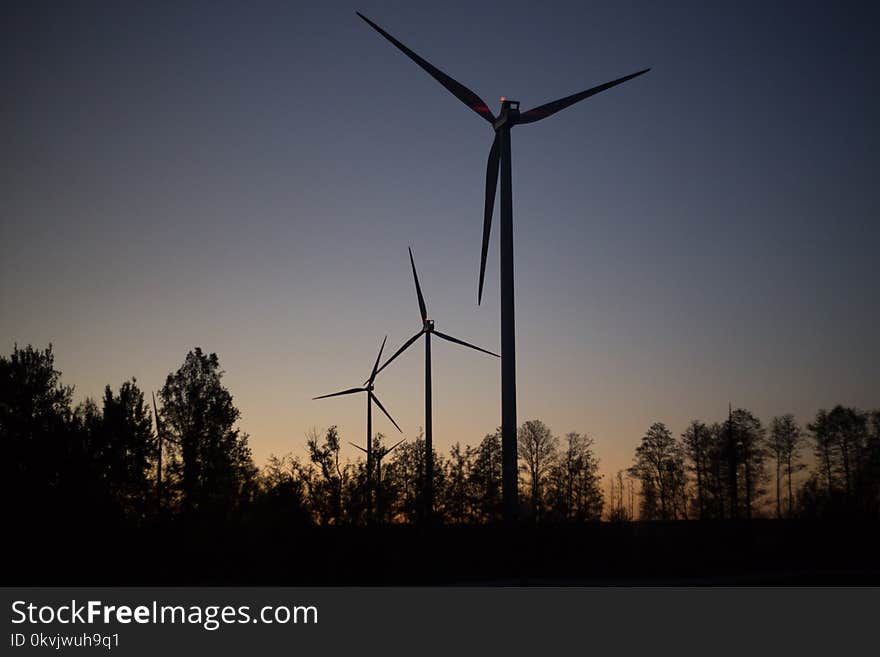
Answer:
(370, 392, 402, 433)
(150, 391, 180, 444)
(373, 330, 423, 380)
(409, 247, 428, 323)
(348, 441, 369, 454)
(356, 12, 496, 124)
(313, 387, 366, 400)
(479, 134, 500, 305)
(518, 69, 650, 125)
(387, 438, 405, 453)
(369, 335, 388, 385)
(433, 330, 499, 358)
(151, 391, 161, 435)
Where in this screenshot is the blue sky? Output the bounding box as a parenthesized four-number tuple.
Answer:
(2, 0, 877, 480)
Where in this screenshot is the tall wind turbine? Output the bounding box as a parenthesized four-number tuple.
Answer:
(357, 12, 649, 522)
(374, 247, 498, 522)
(313, 336, 402, 518)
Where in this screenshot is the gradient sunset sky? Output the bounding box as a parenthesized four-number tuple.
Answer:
(3, 0, 878, 481)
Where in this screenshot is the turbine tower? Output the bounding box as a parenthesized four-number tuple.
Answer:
(374, 247, 498, 522)
(313, 336, 402, 518)
(357, 11, 649, 522)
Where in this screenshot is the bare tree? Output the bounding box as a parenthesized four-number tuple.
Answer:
(517, 420, 558, 521)
(681, 420, 711, 519)
(732, 409, 767, 519)
(607, 470, 630, 521)
(547, 432, 603, 521)
(809, 409, 835, 498)
(627, 474, 635, 519)
(628, 422, 686, 520)
(769, 414, 803, 517)
(808, 407, 867, 498)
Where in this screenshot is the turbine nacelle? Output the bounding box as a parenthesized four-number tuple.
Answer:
(493, 99, 520, 130)
(423, 319, 435, 333)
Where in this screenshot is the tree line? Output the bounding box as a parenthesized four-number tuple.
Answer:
(1, 343, 877, 529)
(626, 407, 880, 521)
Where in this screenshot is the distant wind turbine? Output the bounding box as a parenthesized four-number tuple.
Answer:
(313, 337, 402, 519)
(151, 391, 179, 517)
(375, 247, 498, 522)
(357, 11, 650, 522)
(349, 436, 404, 522)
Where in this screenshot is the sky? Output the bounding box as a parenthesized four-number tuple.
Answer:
(2, 0, 878, 484)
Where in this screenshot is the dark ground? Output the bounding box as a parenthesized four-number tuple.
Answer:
(7, 519, 879, 586)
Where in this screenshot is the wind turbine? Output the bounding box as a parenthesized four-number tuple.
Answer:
(374, 247, 498, 522)
(357, 11, 650, 522)
(349, 436, 404, 522)
(313, 336, 402, 518)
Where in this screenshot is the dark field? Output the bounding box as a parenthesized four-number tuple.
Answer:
(10, 519, 879, 586)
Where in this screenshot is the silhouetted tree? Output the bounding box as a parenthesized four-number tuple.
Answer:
(443, 441, 475, 523)
(681, 420, 711, 519)
(809, 409, 836, 499)
(106, 381, 156, 518)
(607, 470, 622, 521)
(828, 406, 868, 499)
(387, 437, 423, 523)
(628, 422, 686, 520)
(863, 410, 880, 518)
(722, 407, 739, 518)
(808, 406, 874, 516)
(468, 429, 503, 523)
(370, 433, 401, 524)
(74, 380, 157, 522)
(731, 409, 767, 519)
(795, 472, 825, 518)
(518, 419, 557, 521)
(768, 414, 803, 517)
(255, 453, 311, 526)
(306, 425, 347, 524)
(546, 432, 603, 522)
(158, 348, 256, 519)
(69, 398, 125, 521)
(0, 344, 85, 523)
(628, 473, 636, 519)
(386, 432, 443, 524)
(698, 422, 728, 519)
(607, 470, 633, 522)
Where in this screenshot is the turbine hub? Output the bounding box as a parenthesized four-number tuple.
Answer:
(494, 99, 520, 129)
(425, 319, 434, 332)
